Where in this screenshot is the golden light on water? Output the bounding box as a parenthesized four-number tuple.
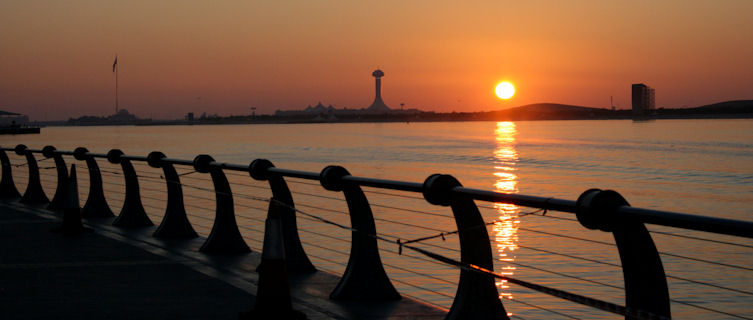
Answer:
(492, 121, 520, 300)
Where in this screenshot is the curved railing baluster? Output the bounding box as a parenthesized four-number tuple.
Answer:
(423, 174, 509, 320)
(5, 145, 749, 319)
(74, 147, 114, 218)
(0, 147, 21, 199)
(108, 149, 153, 227)
(43, 146, 69, 210)
(250, 159, 315, 273)
(148, 151, 198, 238)
(193, 154, 250, 254)
(320, 165, 400, 301)
(576, 189, 671, 319)
(16, 144, 49, 205)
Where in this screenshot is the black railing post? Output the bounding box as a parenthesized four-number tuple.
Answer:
(250, 159, 315, 273)
(422, 174, 508, 320)
(193, 154, 250, 254)
(74, 147, 114, 218)
(15, 144, 49, 205)
(576, 189, 671, 319)
(43, 146, 69, 210)
(107, 149, 153, 227)
(320, 165, 400, 301)
(147, 151, 198, 238)
(0, 147, 21, 199)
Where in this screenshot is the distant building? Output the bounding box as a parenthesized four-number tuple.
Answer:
(632, 83, 655, 116)
(0, 110, 30, 126)
(274, 69, 422, 117)
(107, 109, 138, 122)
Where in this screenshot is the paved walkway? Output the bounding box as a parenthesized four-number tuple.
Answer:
(0, 201, 446, 319)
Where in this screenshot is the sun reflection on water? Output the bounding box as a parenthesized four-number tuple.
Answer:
(492, 121, 520, 300)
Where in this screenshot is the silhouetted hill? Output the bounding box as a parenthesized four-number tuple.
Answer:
(658, 100, 753, 116)
(693, 100, 753, 112)
(484, 103, 620, 120)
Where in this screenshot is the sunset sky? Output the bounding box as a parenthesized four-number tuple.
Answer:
(2, 0, 752, 121)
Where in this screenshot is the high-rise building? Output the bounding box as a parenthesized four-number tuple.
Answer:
(632, 83, 655, 116)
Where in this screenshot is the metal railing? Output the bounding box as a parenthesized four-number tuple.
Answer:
(1, 143, 752, 319)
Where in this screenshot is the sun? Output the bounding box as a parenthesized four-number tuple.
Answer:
(495, 82, 515, 100)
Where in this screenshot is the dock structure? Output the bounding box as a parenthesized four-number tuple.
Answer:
(1, 144, 752, 319)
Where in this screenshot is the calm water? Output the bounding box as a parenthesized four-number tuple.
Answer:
(3, 119, 752, 318)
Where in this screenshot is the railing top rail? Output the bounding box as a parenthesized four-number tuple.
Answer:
(341, 175, 423, 193)
(120, 155, 148, 162)
(617, 206, 753, 238)
(87, 152, 109, 159)
(12, 146, 753, 239)
(210, 161, 248, 172)
(268, 167, 321, 180)
(161, 157, 194, 166)
(451, 186, 753, 239)
(454, 187, 578, 212)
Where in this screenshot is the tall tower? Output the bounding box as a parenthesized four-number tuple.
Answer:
(367, 69, 391, 112)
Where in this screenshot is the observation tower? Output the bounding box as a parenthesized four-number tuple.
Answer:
(367, 69, 391, 112)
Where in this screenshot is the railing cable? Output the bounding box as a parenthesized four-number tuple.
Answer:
(261, 198, 648, 318)
(504, 298, 581, 320)
(12, 156, 51, 167)
(650, 229, 753, 249)
(71, 166, 753, 316)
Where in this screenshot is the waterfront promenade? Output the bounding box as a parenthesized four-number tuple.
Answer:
(0, 201, 445, 319)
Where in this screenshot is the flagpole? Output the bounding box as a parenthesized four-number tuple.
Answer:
(115, 58, 118, 114)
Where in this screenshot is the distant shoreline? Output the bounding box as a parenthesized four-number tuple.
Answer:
(48, 100, 753, 127)
(43, 112, 753, 127)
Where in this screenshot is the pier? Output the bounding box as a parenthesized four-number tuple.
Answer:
(1, 144, 752, 319)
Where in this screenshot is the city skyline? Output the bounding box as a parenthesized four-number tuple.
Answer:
(2, 1, 752, 121)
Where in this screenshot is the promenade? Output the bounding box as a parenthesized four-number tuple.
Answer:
(0, 201, 446, 319)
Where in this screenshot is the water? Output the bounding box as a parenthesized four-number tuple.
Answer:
(3, 119, 752, 318)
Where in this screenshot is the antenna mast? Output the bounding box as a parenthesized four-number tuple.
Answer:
(113, 55, 119, 114)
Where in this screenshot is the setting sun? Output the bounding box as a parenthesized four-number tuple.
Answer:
(495, 82, 515, 100)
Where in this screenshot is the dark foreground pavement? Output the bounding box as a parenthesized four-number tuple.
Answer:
(0, 201, 446, 319)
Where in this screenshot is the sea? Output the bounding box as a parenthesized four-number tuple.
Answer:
(3, 119, 752, 319)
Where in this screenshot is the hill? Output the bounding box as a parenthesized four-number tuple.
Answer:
(657, 100, 753, 117)
(693, 100, 753, 113)
(483, 103, 620, 120)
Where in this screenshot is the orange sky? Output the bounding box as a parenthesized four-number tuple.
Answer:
(2, 0, 752, 121)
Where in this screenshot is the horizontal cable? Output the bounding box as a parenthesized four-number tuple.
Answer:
(517, 245, 620, 268)
(504, 297, 581, 320)
(650, 229, 753, 249)
(398, 209, 545, 247)
(517, 227, 616, 247)
(665, 274, 753, 296)
(507, 259, 623, 291)
(301, 250, 458, 309)
(292, 188, 454, 219)
(298, 236, 457, 292)
(82, 168, 753, 312)
(670, 298, 752, 320)
(11, 157, 51, 167)
(515, 244, 752, 296)
(659, 251, 753, 272)
(390, 277, 454, 299)
(108, 172, 753, 279)
(274, 199, 642, 318)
